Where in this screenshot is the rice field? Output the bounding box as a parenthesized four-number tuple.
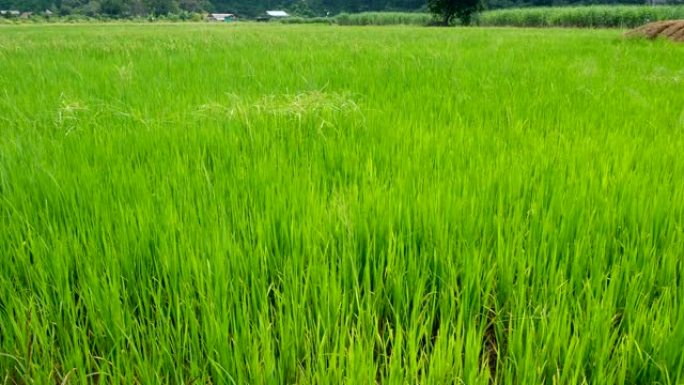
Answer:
(0, 24, 683, 384)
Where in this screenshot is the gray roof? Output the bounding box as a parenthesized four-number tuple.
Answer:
(266, 10, 289, 17)
(209, 13, 235, 20)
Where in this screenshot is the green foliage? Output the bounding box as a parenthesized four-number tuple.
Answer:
(477, 5, 684, 27)
(278, 11, 432, 26)
(101, 0, 125, 15)
(145, 0, 179, 15)
(335, 11, 432, 25)
(279, 15, 335, 23)
(2, 0, 682, 18)
(1, 24, 684, 384)
(0, 0, 427, 17)
(428, 0, 483, 25)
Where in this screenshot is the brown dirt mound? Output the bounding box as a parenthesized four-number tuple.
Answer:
(626, 20, 684, 42)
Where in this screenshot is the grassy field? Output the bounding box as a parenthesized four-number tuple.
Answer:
(0, 23, 683, 384)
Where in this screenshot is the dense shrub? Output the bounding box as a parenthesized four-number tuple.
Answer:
(279, 16, 335, 24)
(59, 14, 89, 23)
(476, 5, 684, 28)
(335, 12, 433, 26)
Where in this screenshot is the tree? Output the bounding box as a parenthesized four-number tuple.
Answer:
(126, 0, 149, 15)
(101, 0, 125, 15)
(290, 0, 315, 16)
(427, 0, 482, 25)
(145, 0, 178, 15)
(81, 0, 102, 15)
(178, 0, 211, 12)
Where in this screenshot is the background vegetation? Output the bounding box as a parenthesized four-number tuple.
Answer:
(476, 5, 684, 27)
(334, 11, 432, 24)
(1, 24, 683, 384)
(0, 0, 426, 18)
(4, 6, 683, 26)
(278, 6, 684, 27)
(1, 0, 682, 18)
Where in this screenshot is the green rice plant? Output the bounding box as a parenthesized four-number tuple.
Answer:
(0, 23, 683, 384)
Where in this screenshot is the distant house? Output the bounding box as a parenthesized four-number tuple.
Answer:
(266, 10, 290, 18)
(0, 10, 20, 17)
(257, 10, 290, 22)
(209, 13, 236, 22)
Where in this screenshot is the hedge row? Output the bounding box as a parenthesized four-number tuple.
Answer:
(475, 5, 684, 28)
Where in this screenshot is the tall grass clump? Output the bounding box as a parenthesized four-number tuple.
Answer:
(279, 16, 335, 24)
(1, 24, 684, 384)
(335, 12, 433, 25)
(477, 5, 684, 28)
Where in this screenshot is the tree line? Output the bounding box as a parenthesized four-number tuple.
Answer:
(0, 0, 658, 17)
(0, 0, 424, 17)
